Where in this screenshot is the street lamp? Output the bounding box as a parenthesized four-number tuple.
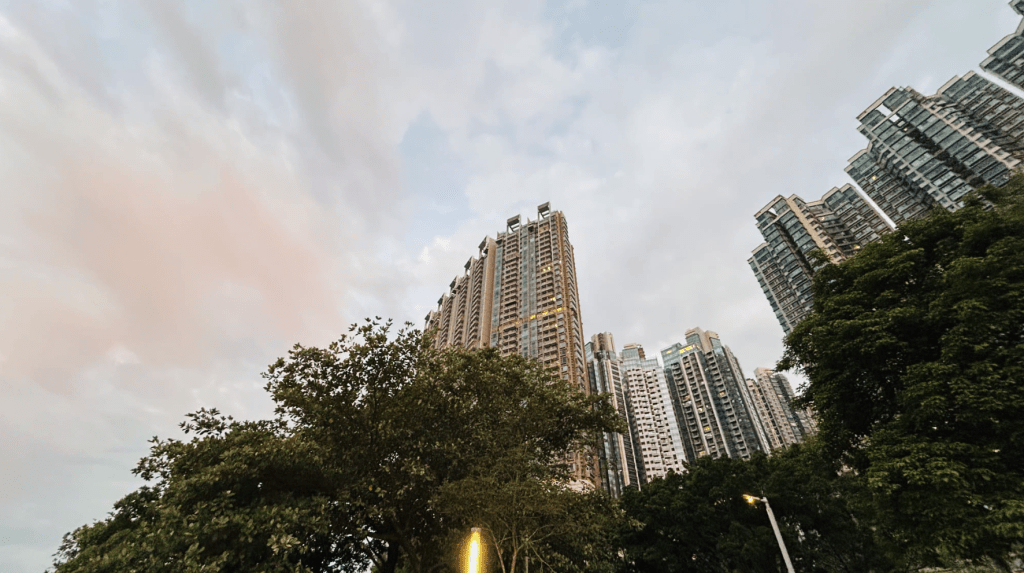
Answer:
(467, 527, 482, 573)
(743, 495, 795, 573)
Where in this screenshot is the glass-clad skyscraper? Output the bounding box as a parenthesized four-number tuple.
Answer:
(981, 0, 1024, 91)
(846, 73, 1024, 225)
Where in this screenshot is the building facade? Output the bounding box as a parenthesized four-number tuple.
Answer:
(745, 368, 815, 450)
(749, 185, 891, 334)
(620, 343, 687, 481)
(426, 203, 589, 392)
(846, 73, 1024, 225)
(586, 333, 642, 497)
(661, 328, 768, 461)
(981, 1, 1024, 90)
(426, 238, 497, 351)
(425, 203, 594, 482)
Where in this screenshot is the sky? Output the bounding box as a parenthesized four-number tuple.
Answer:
(0, 1, 1019, 570)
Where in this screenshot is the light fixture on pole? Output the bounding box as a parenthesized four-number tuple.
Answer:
(467, 527, 482, 573)
(743, 495, 795, 573)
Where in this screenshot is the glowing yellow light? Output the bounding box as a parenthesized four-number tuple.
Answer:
(743, 494, 757, 505)
(468, 529, 481, 573)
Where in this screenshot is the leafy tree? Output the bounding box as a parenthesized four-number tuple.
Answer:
(618, 454, 782, 573)
(50, 411, 364, 573)
(617, 442, 897, 573)
(264, 321, 621, 573)
(52, 320, 622, 573)
(779, 177, 1024, 568)
(754, 442, 900, 573)
(436, 449, 622, 573)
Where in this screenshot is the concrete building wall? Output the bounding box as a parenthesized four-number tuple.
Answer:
(746, 368, 816, 450)
(619, 344, 687, 482)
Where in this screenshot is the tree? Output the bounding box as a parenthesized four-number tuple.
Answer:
(263, 321, 621, 573)
(616, 442, 896, 573)
(752, 442, 900, 573)
(50, 411, 364, 573)
(435, 448, 622, 573)
(778, 177, 1024, 568)
(52, 320, 623, 573)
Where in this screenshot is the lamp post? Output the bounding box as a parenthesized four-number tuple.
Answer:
(743, 495, 795, 573)
(467, 527, 482, 573)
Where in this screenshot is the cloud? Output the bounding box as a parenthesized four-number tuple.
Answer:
(0, 2, 419, 568)
(0, 0, 1018, 570)
(0, 16, 341, 390)
(395, 0, 1017, 380)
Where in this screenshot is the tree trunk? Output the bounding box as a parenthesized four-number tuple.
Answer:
(380, 543, 401, 573)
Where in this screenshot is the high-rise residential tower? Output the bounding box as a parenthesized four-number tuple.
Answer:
(744, 368, 815, 450)
(426, 203, 589, 392)
(426, 238, 497, 351)
(749, 185, 892, 334)
(661, 328, 769, 461)
(620, 343, 687, 481)
(981, 1, 1024, 90)
(846, 73, 1024, 225)
(586, 333, 642, 497)
(425, 203, 594, 482)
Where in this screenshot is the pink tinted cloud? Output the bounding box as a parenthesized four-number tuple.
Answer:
(0, 31, 346, 394)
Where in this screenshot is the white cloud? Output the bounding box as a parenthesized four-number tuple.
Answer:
(0, 2, 420, 568)
(1, 0, 1019, 571)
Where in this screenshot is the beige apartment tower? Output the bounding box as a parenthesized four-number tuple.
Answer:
(749, 185, 892, 334)
(426, 237, 497, 352)
(745, 368, 816, 450)
(425, 203, 594, 483)
(426, 203, 589, 394)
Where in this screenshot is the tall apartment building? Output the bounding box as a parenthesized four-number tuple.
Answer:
(620, 343, 687, 481)
(981, 0, 1024, 90)
(745, 368, 815, 450)
(425, 203, 594, 481)
(661, 328, 768, 461)
(749, 185, 892, 334)
(425, 203, 589, 393)
(846, 72, 1024, 225)
(426, 238, 497, 351)
(585, 333, 642, 497)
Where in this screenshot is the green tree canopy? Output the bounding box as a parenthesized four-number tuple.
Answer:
(50, 412, 361, 573)
(51, 321, 622, 573)
(435, 447, 622, 573)
(617, 441, 895, 573)
(779, 176, 1024, 568)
